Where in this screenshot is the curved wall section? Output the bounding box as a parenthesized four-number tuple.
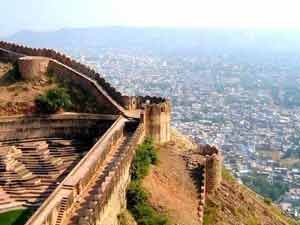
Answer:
(0, 41, 128, 108)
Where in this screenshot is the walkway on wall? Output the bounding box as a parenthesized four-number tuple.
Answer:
(62, 130, 133, 225)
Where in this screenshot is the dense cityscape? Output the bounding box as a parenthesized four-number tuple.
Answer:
(77, 51, 300, 218)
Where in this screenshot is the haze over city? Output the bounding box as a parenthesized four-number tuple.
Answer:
(2, 0, 300, 36)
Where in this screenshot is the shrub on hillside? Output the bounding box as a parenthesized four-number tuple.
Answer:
(127, 182, 148, 211)
(127, 182, 168, 225)
(35, 88, 72, 113)
(127, 139, 169, 225)
(131, 138, 157, 180)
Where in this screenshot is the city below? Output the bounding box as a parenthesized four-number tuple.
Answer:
(76, 50, 300, 218)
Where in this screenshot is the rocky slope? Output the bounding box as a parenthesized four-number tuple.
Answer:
(0, 61, 57, 115)
(0, 61, 101, 116)
(141, 130, 299, 225)
(204, 171, 299, 225)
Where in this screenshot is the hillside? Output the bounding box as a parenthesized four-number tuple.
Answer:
(0, 62, 56, 115)
(0, 61, 101, 116)
(204, 171, 300, 225)
(141, 130, 299, 225)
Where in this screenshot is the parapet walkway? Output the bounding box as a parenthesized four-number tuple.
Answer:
(63, 131, 132, 225)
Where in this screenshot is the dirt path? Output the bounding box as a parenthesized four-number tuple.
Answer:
(142, 130, 201, 225)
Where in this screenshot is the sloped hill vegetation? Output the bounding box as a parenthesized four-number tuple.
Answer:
(139, 130, 299, 225)
(0, 61, 101, 115)
(203, 169, 299, 225)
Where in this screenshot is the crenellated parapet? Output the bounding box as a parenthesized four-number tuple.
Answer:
(0, 41, 131, 109)
(0, 41, 175, 120)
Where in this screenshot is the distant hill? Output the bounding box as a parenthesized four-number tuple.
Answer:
(4, 27, 300, 57)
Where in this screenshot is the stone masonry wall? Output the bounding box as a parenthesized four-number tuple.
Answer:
(143, 100, 171, 144)
(0, 42, 126, 105)
(24, 117, 144, 225)
(199, 145, 223, 194)
(0, 41, 170, 111)
(0, 113, 116, 141)
(47, 60, 121, 114)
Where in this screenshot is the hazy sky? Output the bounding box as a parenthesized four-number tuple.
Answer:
(1, 0, 300, 36)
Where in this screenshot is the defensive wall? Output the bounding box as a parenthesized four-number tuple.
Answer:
(185, 144, 223, 224)
(198, 144, 223, 224)
(0, 41, 169, 113)
(198, 144, 223, 194)
(25, 117, 144, 225)
(0, 113, 116, 142)
(0, 42, 224, 225)
(0, 41, 172, 139)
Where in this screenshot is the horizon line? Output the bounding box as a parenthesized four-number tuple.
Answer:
(3, 25, 300, 37)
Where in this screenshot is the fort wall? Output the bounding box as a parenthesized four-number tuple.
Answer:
(0, 42, 136, 110)
(198, 165, 206, 225)
(47, 59, 122, 114)
(0, 47, 24, 63)
(143, 100, 171, 144)
(24, 117, 144, 225)
(81, 122, 145, 225)
(0, 41, 194, 224)
(0, 113, 116, 141)
(199, 145, 223, 194)
(0, 42, 170, 111)
(186, 144, 223, 223)
(0, 42, 172, 139)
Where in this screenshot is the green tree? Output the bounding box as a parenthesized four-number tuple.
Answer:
(35, 87, 72, 113)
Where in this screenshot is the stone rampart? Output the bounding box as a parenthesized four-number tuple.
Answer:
(0, 113, 116, 141)
(0, 41, 170, 111)
(198, 165, 206, 225)
(0, 47, 25, 62)
(143, 100, 171, 144)
(47, 60, 123, 114)
(81, 122, 145, 225)
(0, 41, 172, 225)
(24, 116, 144, 225)
(199, 145, 223, 194)
(0, 41, 131, 109)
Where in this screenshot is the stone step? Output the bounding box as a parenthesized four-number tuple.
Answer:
(0, 138, 89, 208)
(67, 133, 132, 225)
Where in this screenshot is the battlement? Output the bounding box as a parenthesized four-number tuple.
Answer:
(0, 41, 171, 116)
(0, 41, 134, 110)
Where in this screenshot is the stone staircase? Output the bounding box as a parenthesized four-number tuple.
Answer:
(63, 132, 132, 225)
(55, 197, 69, 225)
(0, 139, 90, 208)
(0, 187, 14, 207)
(16, 141, 64, 178)
(48, 139, 90, 165)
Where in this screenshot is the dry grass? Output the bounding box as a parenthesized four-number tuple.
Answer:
(142, 130, 200, 225)
(0, 62, 57, 116)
